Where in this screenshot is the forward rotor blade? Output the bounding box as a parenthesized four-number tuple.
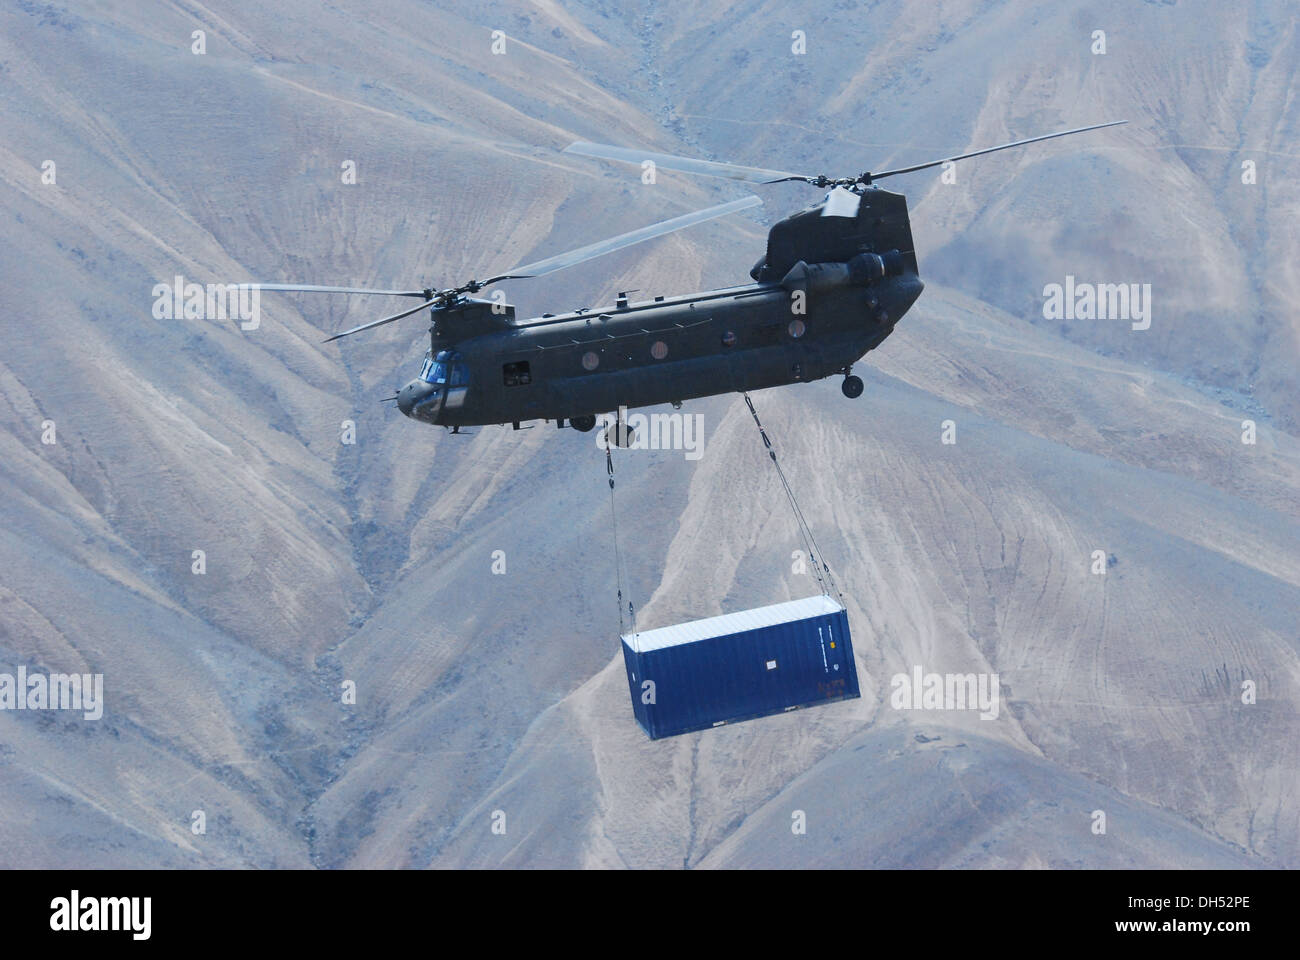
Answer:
(867, 120, 1127, 181)
(323, 297, 435, 343)
(504, 195, 762, 279)
(565, 142, 800, 184)
(252, 284, 428, 297)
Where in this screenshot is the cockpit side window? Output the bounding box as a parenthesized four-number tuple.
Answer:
(419, 357, 446, 383)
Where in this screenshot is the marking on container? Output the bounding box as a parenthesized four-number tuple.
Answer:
(766, 659, 778, 670)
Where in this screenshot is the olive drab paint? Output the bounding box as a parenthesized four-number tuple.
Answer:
(396, 189, 922, 430)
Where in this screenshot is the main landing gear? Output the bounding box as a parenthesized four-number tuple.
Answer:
(570, 414, 598, 432)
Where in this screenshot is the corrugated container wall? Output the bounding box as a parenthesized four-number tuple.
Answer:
(620, 595, 860, 739)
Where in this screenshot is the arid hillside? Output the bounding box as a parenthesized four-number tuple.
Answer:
(0, 0, 1295, 868)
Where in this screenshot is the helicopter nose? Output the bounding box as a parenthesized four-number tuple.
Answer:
(396, 378, 438, 421)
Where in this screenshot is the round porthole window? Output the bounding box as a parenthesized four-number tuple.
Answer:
(582, 351, 599, 371)
(721, 331, 737, 348)
(651, 340, 668, 360)
(788, 319, 806, 338)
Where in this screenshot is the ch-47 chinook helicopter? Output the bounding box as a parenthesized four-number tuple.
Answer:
(253, 121, 1124, 435)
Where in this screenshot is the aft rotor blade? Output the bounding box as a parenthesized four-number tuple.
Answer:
(324, 297, 435, 343)
(474, 273, 534, 288)
(252, 284, 428, 297)
(867, 120, 1127, 181)
(505, 195, 762, 279)
(565, 142, 800, 184)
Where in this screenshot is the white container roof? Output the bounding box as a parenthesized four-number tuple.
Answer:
(623, 594, 843, 652)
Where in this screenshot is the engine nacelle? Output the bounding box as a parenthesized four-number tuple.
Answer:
(779, 250, 906, 294)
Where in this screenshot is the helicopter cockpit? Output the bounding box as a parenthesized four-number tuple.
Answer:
(419, 349, 469, 387)
(398, 349, 470, 424)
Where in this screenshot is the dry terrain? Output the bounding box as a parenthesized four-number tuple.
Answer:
(0, 0, 1295, 867)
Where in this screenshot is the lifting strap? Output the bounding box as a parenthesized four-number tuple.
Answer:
(605, 396, 845, 649)
(743, 393, 846, 607)
(606, 443, 637, 644)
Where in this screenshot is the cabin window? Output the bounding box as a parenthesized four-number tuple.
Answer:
(503, 361, 531, 386)
(581, 351, 600, 371)
(721, 331, 737, 348)
(788, 319, 806, 338)
(650, 340, 668, 360)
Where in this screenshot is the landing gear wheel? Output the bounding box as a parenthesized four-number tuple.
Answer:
(841, 375, 864, 399)
(570, 414, 597, 432)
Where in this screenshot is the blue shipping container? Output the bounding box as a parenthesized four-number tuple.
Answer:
(620, 595, 859, 739)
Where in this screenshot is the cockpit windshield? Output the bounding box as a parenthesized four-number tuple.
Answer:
(419, 350, 469, 386)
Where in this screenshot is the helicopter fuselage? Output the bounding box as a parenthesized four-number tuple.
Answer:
(397, 187, 924, 429)
(398, 270, 922, 428)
